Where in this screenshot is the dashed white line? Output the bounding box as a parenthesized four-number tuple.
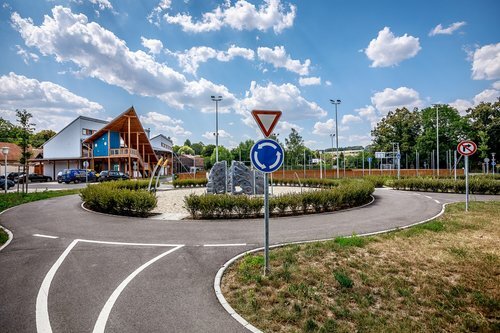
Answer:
(33, 234, 59, 239)
(204, 243, 247, 247)
(434, 199, 440, 204)
(424, 195, 433, 199)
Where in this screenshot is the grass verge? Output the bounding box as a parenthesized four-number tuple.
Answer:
(0, 190, 80, 245)
(222, 201, 500, 333)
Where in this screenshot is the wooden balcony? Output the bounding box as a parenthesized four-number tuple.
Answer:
(109, 148, 139, 157)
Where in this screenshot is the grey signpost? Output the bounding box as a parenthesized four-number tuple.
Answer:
(457, 140, 477, 212)
(484, 158, 490, 174)
(83, 160, 89, 185)
(492, 153, 496, 175)
(251, 110, 283, 275)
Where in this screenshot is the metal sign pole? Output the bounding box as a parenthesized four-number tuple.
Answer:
(362, 150, 365, 176)
(465, 155, 469, 212)
(454, 150, 457, 181)
(264, 173, 270, 275)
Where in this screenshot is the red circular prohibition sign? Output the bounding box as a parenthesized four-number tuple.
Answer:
(457, 140, 477, 156)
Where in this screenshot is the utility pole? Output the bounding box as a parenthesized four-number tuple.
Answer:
(433, 104, 440, 176)
(329, 99, 341, 178)
(211, 95, 222, 163)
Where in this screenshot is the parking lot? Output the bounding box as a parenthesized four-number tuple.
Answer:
(3, 181, 90, 193)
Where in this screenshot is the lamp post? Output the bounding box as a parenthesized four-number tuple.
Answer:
(432, 104, 440, 176)
(329, 99, 341, 178)
(2, 146, 9, 194)
(211, 95, 222, 163)
(329, 133, 335, 173)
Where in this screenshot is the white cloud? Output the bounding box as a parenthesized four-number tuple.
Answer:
(365, 27, 421, 67)
(325, 80, 332, 86)
(473, 89, 499, 105)
(355, 105, 379, 128)
(162, 0, 296, 34)
(493, 81, 500, 90)
(15, 45, 39, 64)
(312, 119, 335, 135)
(257, 46, 310, 75)
(140, 37, 163, 55)
(0, 72, 103, 131)
(202, 129, 231, 140)
(347, 134, 371, 146)
(239, 81, 326, 124)
(169, 45, 254, 75)
(299, 76, 321, 86)
(341, 114, 361, 125)
(371, 87, 423, 114)
(429, 21, 466, 36)
(88, 0, 113, 10)
(140, 111, 192, 137)
(11, 6, 237, 112)
(449, 99, 473, 115)
(471, 43, 500, 80)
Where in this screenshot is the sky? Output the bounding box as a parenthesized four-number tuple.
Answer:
(0, 0, 499, 150)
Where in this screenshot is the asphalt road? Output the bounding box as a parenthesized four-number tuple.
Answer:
(0, 189, 498, 333)
(5, 181, 90, 193)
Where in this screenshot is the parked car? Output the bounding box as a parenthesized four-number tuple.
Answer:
(1, 172, 24, 183)
(57, 170, 65, 183)
(0, 178, 15, 190)
(61, 169, 96, 184)
(18, 173, 52, 183)
(98, 170, 130, 182)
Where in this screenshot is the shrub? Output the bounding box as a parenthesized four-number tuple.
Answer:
(80, 182, 157, 217)
(392, 177, 500, 194)
(173, 178, 208, 188)
(183, 179, 374, 219)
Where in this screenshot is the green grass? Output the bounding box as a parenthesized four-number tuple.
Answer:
(0, 190, 80, 245)
(222, 201, 500, 333)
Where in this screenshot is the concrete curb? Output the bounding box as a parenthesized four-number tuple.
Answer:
(214, 199, 456, 332)
(0, 206, 16, 252)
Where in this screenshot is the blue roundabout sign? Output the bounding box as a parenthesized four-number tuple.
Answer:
(250, 138, 284, 173)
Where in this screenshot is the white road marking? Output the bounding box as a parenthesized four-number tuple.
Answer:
(424, 195, 433, 199)
(434, 199, 440, 204)
(36, 239, 79, 333)
(33, 234, 59, 239)
(204, 243, 247, 247)
(92, 245, 184, 333)
(36, 239, 184, 333)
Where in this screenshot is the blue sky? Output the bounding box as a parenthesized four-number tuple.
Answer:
(0, 0, 499, 149)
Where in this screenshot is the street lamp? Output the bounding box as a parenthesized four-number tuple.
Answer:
(211, 95, 222, 163)
(329, 99, 341, 178)
(2, 146, 9, 194)
(329, 133, 335, 172)
(432, 104, 440, 176)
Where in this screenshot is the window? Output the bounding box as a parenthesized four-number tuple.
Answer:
(82, 128, 95, 135)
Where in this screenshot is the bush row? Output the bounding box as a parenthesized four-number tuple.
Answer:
(183, 180, 374, 219)
(270, 178, 341, 188)
(98, 179, 151, 190)
(80, 182, 157, 217)
(392, 177, 500, 194)
(173, 178, 208, 188)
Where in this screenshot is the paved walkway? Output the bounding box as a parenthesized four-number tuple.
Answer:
(0, 189, 498, 333)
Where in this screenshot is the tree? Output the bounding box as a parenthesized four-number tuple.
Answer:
(177, 145, 195, 155)
(230, 139, 255, 163)
(173, 145, 181, 154)
(285, 128, 305, 168)
(417, 105, 469, 167)
(202, 144, 216, 157)
(16, 110, 35, 193)
(0, 117, 21, 142)
(191, 142, 204, 155)
(183, 139, 192, 147)
(466, 99, 500, 165)
(371, 107, 421, 165)
(31, 129, 56, 148)
(210, 145, 232, 165)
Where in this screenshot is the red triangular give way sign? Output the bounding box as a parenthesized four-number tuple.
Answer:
(251, 110, 282, 137)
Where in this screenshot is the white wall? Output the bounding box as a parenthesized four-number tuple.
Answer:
(151, 135, 173, 152)
(44, 117, 106, 159)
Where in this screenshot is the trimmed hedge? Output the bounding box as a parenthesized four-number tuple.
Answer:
(270, 178, 341, 188)
(184, 180, 374, 219)
(392, 177, 500, 194)
(173, 178, 208, 188)
(80, 180, 157, 217)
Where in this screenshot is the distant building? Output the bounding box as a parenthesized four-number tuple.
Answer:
(32, 116, 108, 178)
(150, 134, 173, 175)
(0, 142, 23, 173)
